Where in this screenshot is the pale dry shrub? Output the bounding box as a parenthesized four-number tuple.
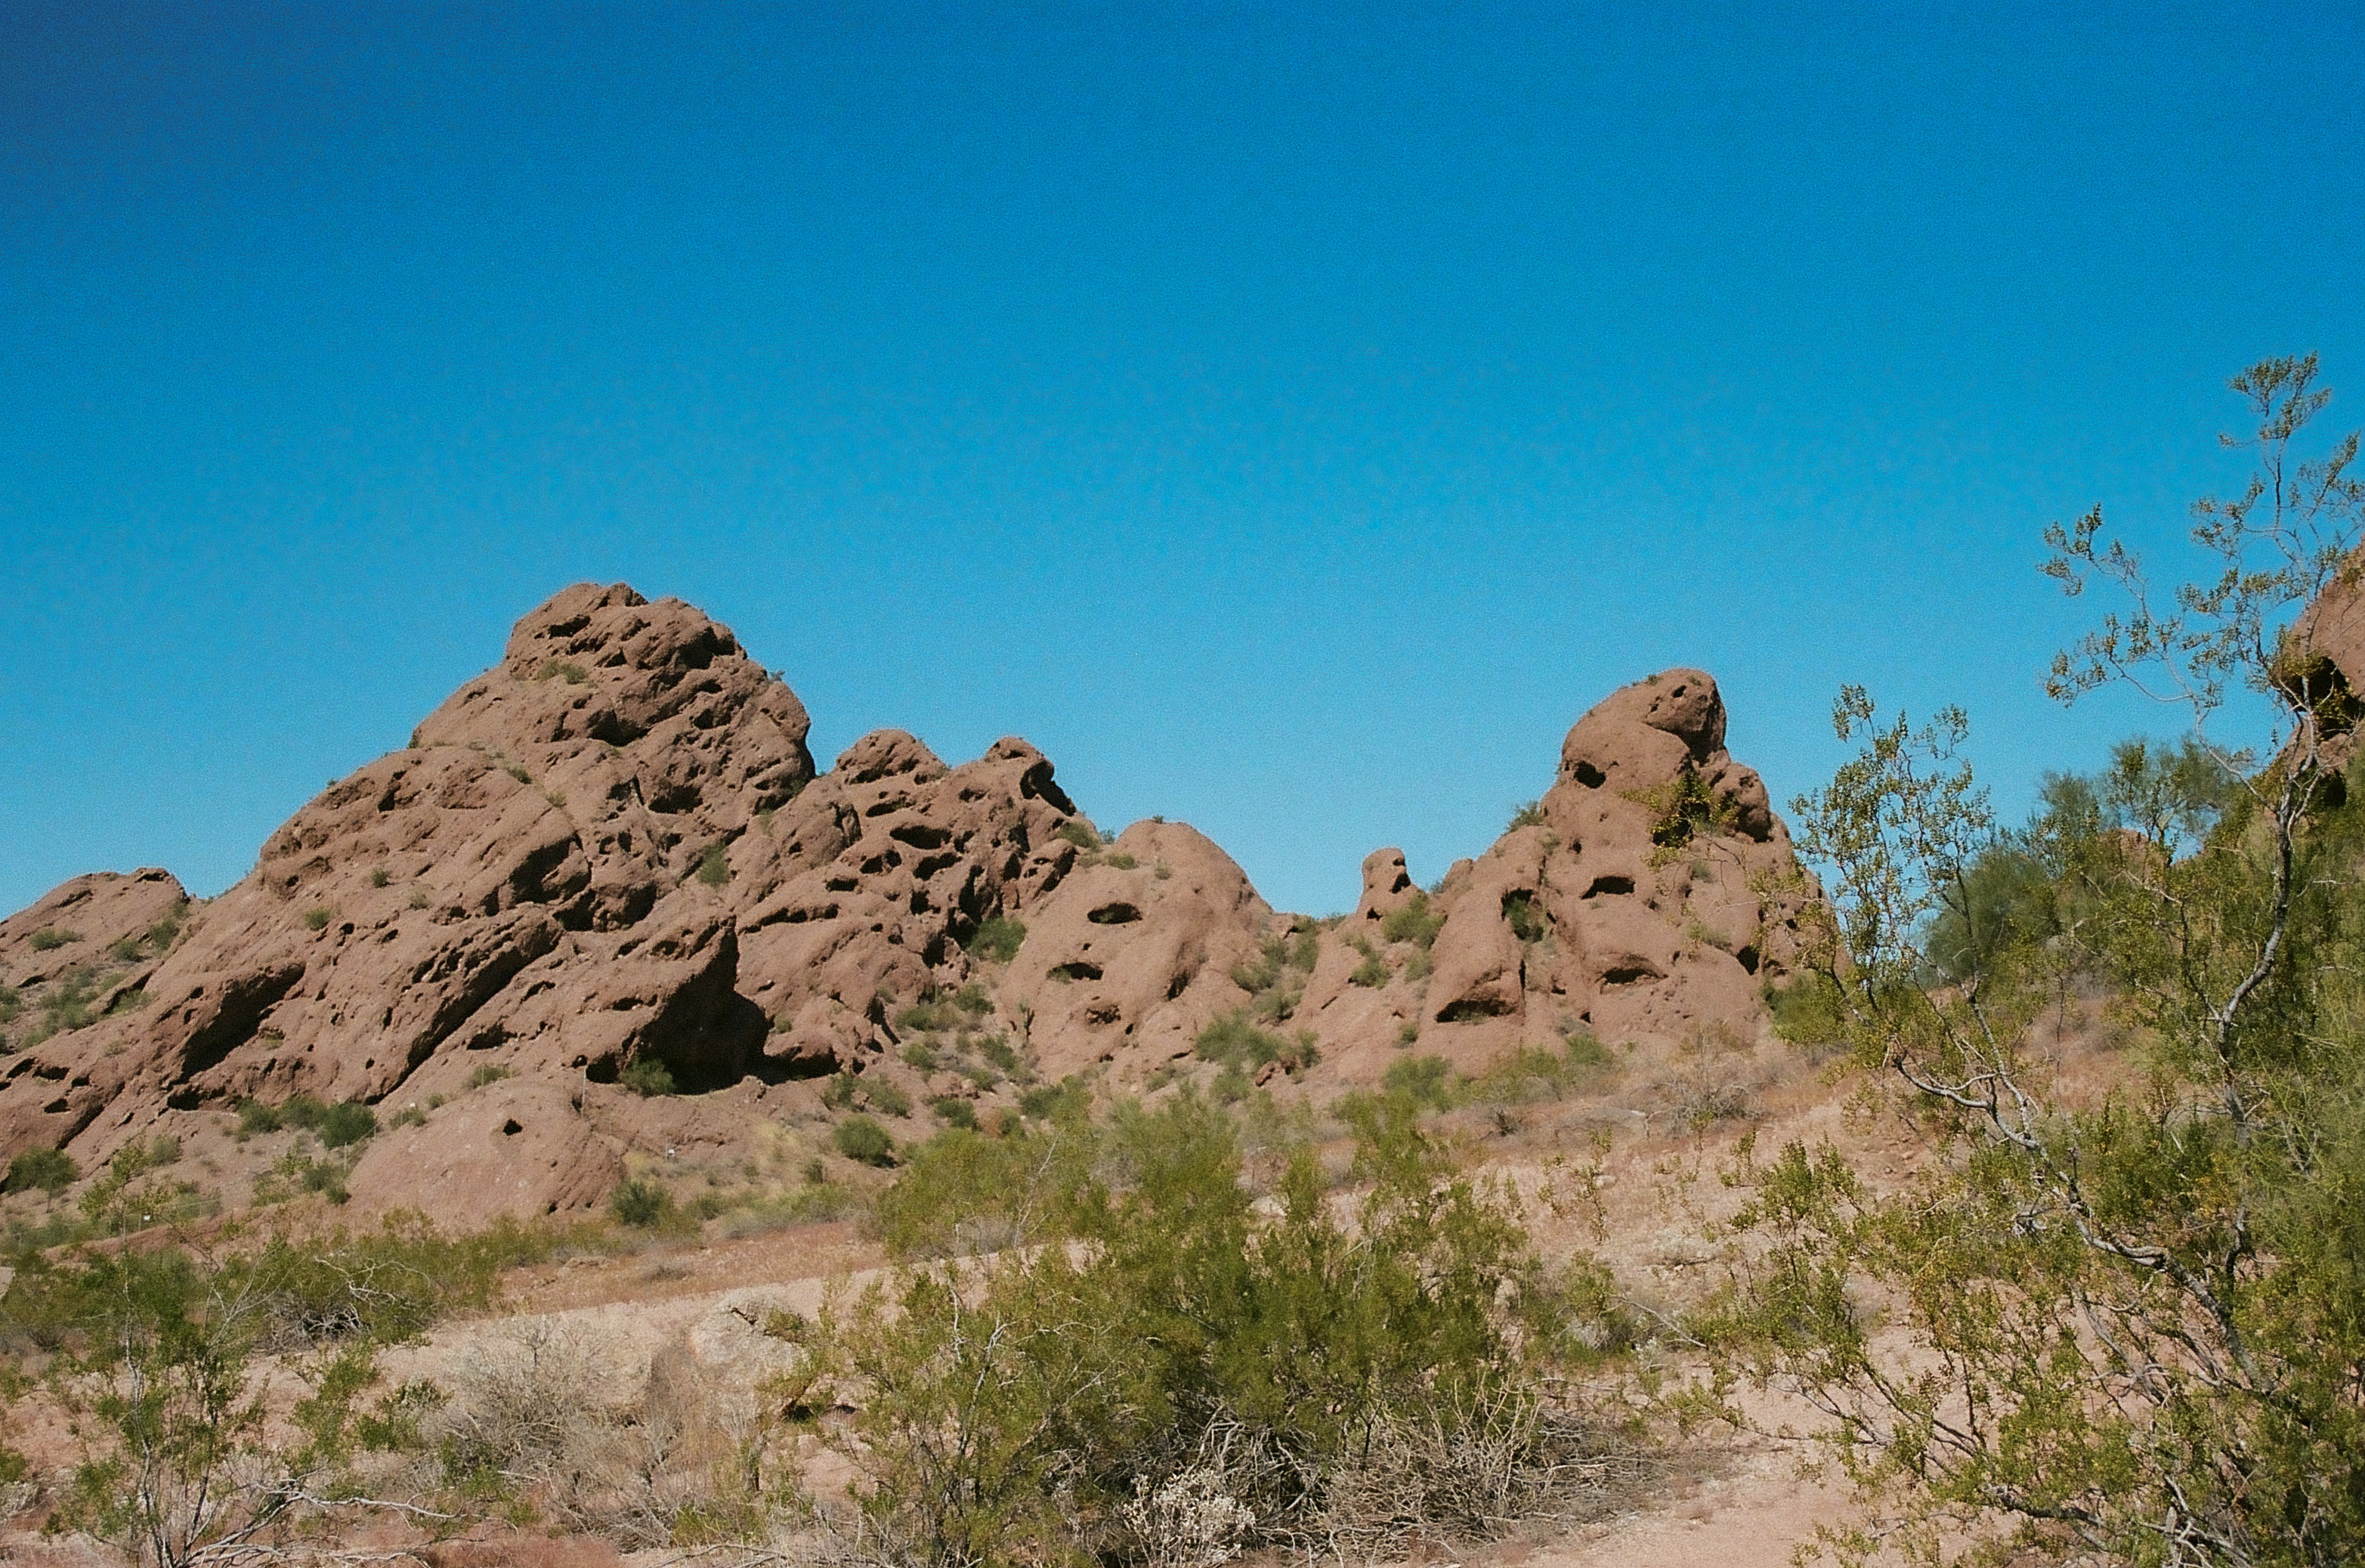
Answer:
(1288, 1392, 1645, 1558)
(1120, 1462, 1254, 1568)
(434, 1321, 785, 1551)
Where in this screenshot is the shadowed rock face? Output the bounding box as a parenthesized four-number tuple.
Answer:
(0, 591, 1818, 1224)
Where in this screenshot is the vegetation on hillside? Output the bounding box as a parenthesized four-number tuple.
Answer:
(1711, 355, 2365, 1568)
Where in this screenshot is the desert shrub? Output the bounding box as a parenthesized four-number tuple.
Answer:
(368, 864, 391, 888)
(465, 1061, 514, 1090)
(620, 1057, 678, 1096)
(1705, 363, 2365, 1568)
(825, 1093, 1636, 1565)
(1503, 889, 1549, 943)
(302, 907, 332, 931)
(931, 1096, 978, 1131)
(875, 1124, 1091, 1259)
(314, 1099, 377, 1148)
(977, 1034, 1020, 1072)
(1506, 799, 1547, 830)
(536, 657, 589, 684)
(1627, 769, 1733, 857)
(694, 841, 731, 886)
(1380, 1052, 1458, 1110)
(965, 915, 1028, 963)
(5, 1146, 79, 1194)
(1193, 1010, 1288, 1069)
(861, 1077, 914, 1117)
(235, 1099, 282, 1137)
(28, 926, 79, 951)
(1467, 1034, 1612, 1105)
(901, 1039, 940, 1070)
(833, 1115, 897, 1166)
(1379, 891, 1443, 948)
(1019, 1078, 1089, 1121)
(1056, 819, 1102, 851)
(611, 1177, 673, 1228)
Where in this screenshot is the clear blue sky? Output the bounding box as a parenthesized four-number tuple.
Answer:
(5, 2, 2362, 917)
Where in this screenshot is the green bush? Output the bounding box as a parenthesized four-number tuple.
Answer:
(930, 1096, 978, 1131)
(1506, 799, 1547, 830)
(829, 1093, 1632, 1563)
(610, 1177, 672, 1228)
(236, 1099, 283, 1137)
(963, 916, 1027, 963)
(464, 1062, 513, 1090)
(28, 926, 79, 951)
(619, 1057, 677, 1097)
(6, 1146, 79, 1194)
(1055, 820, 1101, 851)
(1381, 1052, 1457, 1109)
(302, 907, 333, 931)
(1503, 889, 1550, 943)
(1017, 1078, 1088, 1121)
(833, 1115, 897, 1167)
(1380, 891, 1444, 948)
(1193, 1010, 1289, 1068)
(314, 1100, 377, 1149)
(694, 841, 731, 886)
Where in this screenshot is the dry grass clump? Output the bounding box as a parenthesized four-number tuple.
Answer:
(431, 1320, 794, 1551)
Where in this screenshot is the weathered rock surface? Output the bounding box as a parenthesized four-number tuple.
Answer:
(0, 587, 1817, 1227)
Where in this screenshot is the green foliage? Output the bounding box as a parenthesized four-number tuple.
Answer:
(464, 1062, 513, 1090)
(694, 841, 731, 886)
(1379, 890, 1444, 948)
(1627, 769, 1733, 858)
(1502, 889, 1549, 943)
(6, 1146, 79, 1194)
(235, 1099, 282, 1137)
(28, 926, 79, 951)
(9, 1214, 553, 1565)
(1193, 1010, 1285, 1068)
(1465, 1034, 1614, 1106)
(1055, 819, 1102, 851)
(828, 1093, 1629, 1564)
(314, 1099, 376, 1149)
(1506, 799, 1547, 830)
(833, 1115, 897, 1167)
(1380, 1053, 1457, 1109)
(862, 1077, 914, 1118)
(965, 915, 1028, 963)
(301, 906, 332, 931)
(536, 657, 589, 684)
(931, 1096, 978, 1130)
(1017, 1078, 1089, 1121)
(1711, 358, 2365, 1568)
(611, 1177, 673, 1227)
(368, 864, 391, 888)
(875, 1124, 1091, 1259)
(619, 1057, 678, 1097)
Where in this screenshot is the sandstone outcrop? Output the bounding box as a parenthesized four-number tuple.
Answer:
(0, 586, 1818, 1227)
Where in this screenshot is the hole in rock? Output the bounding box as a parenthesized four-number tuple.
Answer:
(502, 1118, 523, 1136)
(1087, 902, 1143, 925)
(1584, 874, 1635, 898)
(1573, 761, 1606, 788)
(1049, 962, 1103, 982)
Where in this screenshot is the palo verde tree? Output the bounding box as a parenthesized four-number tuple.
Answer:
(1710, 356, 2365, 1567)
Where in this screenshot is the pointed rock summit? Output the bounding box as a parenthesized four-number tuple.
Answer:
(1, 592, 1819, 1225)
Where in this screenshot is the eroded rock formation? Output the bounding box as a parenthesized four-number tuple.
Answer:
(0, 589, 1816, 1223)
